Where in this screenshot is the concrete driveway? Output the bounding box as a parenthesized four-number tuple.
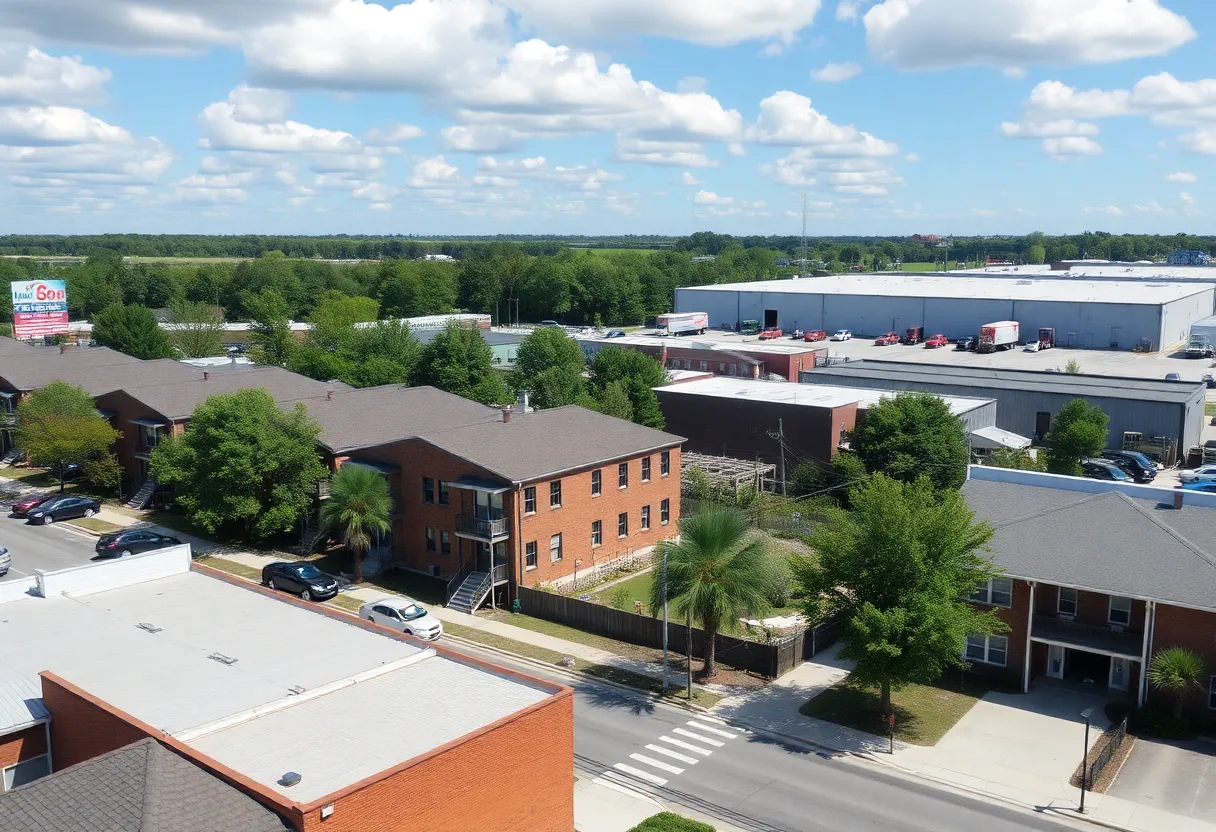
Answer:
(1108, 738, 1216, 821)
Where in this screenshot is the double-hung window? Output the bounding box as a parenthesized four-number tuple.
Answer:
(1109, 596, 1133, 626)
(641, 457, 651, 482)
(425, 527, 436, 552)
(1058, 587, 1078, 616)
(591, 520, 602, 547)
(591, 470, 602, 497)
(524, 487, 536, 514)
(641, 505, 650, 530)
(422, 477, 435, 504)
(618, 463, 629, 489)
(660, 499, 670, 525)
(660, 451, 671, 477)
(550, 533, 563, 562)
(618, 512, 628, 538)
(969, 577, 1013, 608)
(525, 541, 538, 570)
(550, 481, 562, 508)
(438, 481, 450, 506)
(964, 634, 1008, 666)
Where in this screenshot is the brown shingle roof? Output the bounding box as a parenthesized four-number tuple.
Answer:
(305, 385, 501, 453)
(425, 405, 684, 483)
(0, 738, 286, 832)
(0, 347, 141, 392)
(123, 366, 339, 421)
(0, 337, 33, 356)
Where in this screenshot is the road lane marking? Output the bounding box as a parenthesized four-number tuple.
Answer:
(629, 753, 684, 775)
(646, 744, 698, 765)
(674, 727, 724, 747)
(658, 735, 712, 755)
(612, 763, 667, 786)
(687, 720, 739, 739)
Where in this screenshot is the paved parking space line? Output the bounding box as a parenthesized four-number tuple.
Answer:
(674, 727, 724, 747)
(612, 763, 667, 786)
(645, 744, 698, 765)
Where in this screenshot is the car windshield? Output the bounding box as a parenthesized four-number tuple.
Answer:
(398, 603, 426, 620)
(296, 565, 324, 580)
(1121, 452, 1153, 467)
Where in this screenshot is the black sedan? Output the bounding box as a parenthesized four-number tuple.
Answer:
(94, 529, 181, 559)
(27, 496, 102, 525)
(261, 561, 340, 602)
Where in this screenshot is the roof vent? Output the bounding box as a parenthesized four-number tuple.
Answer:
(208, 652, 238, 666)
(288, 685, 306, 695)
(278, 772, 302, 788)
(136, 622, 162, 634)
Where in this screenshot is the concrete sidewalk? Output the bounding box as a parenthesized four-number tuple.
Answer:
(574, 774, 744, 832)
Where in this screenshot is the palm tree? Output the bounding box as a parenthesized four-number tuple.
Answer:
(322, 463, 391, 584)
(649, 505, 775, 679)
(1148, 646, 1206, 719)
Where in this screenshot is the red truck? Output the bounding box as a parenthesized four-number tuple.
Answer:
(924, 334, 948, 348)
(901, 326, 925, 345)
(978, 321, 1020, 353)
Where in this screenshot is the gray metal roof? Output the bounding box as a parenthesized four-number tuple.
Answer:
(0, 337, 33, 356)
(962, 478, 1216, 609)
(0, 665, 48, 733)
(805, 360, 1204, 403)
(0, 738, 286, 832)
(426, 405, 684, 483)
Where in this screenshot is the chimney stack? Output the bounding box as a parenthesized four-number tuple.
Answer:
(203, 371, 210, 381)
(502, 408, 512, 423)
(1174, 489, 1184, 510)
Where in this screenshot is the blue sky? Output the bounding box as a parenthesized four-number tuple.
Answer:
(0, 0, 1211, 236)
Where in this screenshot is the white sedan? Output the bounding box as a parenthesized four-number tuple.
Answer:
(1179, 464, 1216, 483)
(359, 596, 444, 641)
(830, 329, 853, 341)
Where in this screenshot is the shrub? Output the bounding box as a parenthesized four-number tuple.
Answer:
(609, 586, 640, 613)
(763, 555, 794, 608)
(628, 813, 716, 832)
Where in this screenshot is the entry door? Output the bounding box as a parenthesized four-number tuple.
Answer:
(1109, 657, 1129, 691)
(1035, 412, 1052, 442)
(1047, 645, 1065, 679)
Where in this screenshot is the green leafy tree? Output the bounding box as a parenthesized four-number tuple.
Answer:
(417, 323, 510, 405)
(1044, 399, 1109, 476)
(515, 327, 588, 408)
(597, 380, 634, 421)
(851, 392, 968, 491)
(1026, 245, 1046, 265)
(789, 452, 868, 506)
(168, 300, 226, 358)
(150, 389, 327, 540)
(986, 447, 1046, 472)
(309, 291, 379, 351)
(648, 506, 777, 678)
(795, 474, 1004, 715)
(589, 347, 668, 428)
(323, 463, 392, 585)
(1148, 647, 1206, 719)
(92, 304, 174, 359)
(15, 381, 121, 492)
(245, 289, 294, 366)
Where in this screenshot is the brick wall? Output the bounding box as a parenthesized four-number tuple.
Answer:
(1149, 603, 1216, 715)
(0, 725, 47, 772)
(40, 676, 152, 771)
(296, 694, 574, 832)
(968, 578, 1033, 685)
(516, 448, 682, 587)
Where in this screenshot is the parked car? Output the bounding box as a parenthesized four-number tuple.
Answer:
(603, 329, 627, 338)
(1023, 341, 1040, 352)
(1080, 459, 1133, 482)
(758, 327, 783, 340)
(359, 596, 444, 641)
(94, 529, 181, 559)
(924, 334, 948, 348)
(830, 329, 852, 341)
(261, 561, 340, 602)
(1100, 450, 1157, 483)
(537, 320, 561, 328)
(10, 494, 54, 518)
(1179, 464, 1216, 483)
(955, 336, 976, 351)
(27, 495, 101, 525)
(874, 331, 900, 346)
(1180, 481, 1216, 493)
(803, 330, 828, 342)
(0, 547, 8, 577)
(1165, 373, 1182, 381)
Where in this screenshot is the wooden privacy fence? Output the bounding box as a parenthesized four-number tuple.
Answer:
(516, 586, 842, 679)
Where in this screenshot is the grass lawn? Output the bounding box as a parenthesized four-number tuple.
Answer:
(591, 570, 654, 613)
(327, 594, 365, 613)
(1206, 402, 1216, 418)
(196, 556, 262, 581)
(799, 677, 996, 746)
(2, 469, 59, 487)
(143, 508, 217, 540)
(65, 517, 122, 534)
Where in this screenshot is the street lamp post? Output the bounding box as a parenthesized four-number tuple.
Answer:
(1078, 707, 1094, 814)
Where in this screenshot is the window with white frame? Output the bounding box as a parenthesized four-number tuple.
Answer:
(660, 451, 670, 477)
(550, 533, 563, 562)
(641, 505, 650, 530)
(525, 541, 537, 570)
(641, 457, 651, 482)
(550, 480, 562, 508)
(618, 512, 628, 538)
(524, 486, 536, 514)
(964, 634, 1008, 666)
(1109, 596, 1133, 626)
(591, 520, 602, 547)
(1058, 587, 1078, 616)
(661, 498, 670, 525)
(591, 469, 602, 496)
(3, 755, 49, 791)
(968, 577, 1013, 608)
(618, 462, 629, 489)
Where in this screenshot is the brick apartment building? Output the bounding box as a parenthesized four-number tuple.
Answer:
(963, 466, 1216, 716)
(579, 334, 826, 383)
(303, 386, 684, 611)
(0, 550, 574, 831)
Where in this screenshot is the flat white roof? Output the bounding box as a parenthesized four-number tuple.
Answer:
(0, 568, 552, 803)
(679, 275, 1211, 305)
(655, 377, 992, 415)
(579, 335, 819, 355)
(957, 263, 1216, 281)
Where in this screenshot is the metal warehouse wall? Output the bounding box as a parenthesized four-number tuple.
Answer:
(674, 286, 1208, 351)
(959, 400, 997, 435)
(799, 371, 1203, 450)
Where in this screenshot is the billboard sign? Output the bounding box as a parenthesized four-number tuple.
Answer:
(11, 280, 69, 339)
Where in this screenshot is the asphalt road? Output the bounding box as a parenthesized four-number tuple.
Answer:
(444, 640, 1093, 832)
(0, 511, 98, 581)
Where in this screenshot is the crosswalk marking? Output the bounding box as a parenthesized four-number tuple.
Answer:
(687, 720, 739, 739)
(658, 735, 713, 755)
(674, 727, 725, 747)
(646, 743, 698, 765)
(612, 762, 668, 786)
(630, 753, 685, 775)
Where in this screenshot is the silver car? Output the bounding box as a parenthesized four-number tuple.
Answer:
(359, 596, 444, 641)
(0, 547, 9, 577)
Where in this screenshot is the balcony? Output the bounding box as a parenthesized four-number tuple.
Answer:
(1032, 615, 1143, 659)
(455, 514, 510, 542)
(491, 563, 509, 584)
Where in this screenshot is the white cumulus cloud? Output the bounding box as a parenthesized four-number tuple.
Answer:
(999, 119, 1099, 138)
(746, 91, 898, 155)
(198, 87, 362, 153)
(1042, 136, 1102, 159)
(811, 62, 861, 83)
(1166, 171, 1197, 182)
(681, 171, 703, 185)
(0, 45, 111, 106)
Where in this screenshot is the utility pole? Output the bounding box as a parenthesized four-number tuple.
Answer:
(767, 419, 788, 495)
(661, 547, 669, 693)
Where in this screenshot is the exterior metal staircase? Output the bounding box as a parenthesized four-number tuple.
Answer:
(126, 478, 157, 510)
(299, 518, 328, 554)
(447, 571, 491, 615)
(0, 448, 21, 468)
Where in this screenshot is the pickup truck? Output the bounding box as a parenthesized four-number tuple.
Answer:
(1186, 336, 1213, 358)
(874, 331, 900, 346)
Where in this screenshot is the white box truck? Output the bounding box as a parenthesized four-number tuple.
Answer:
(978, 321, 1019, 353)
(656, 312, 709, 336)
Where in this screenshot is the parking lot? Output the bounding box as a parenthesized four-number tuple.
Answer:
(0, 507, 102, 581)
(1108, 737, 1216, 822)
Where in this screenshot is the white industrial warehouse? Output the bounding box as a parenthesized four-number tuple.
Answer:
(674, 275, 1214, 351)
